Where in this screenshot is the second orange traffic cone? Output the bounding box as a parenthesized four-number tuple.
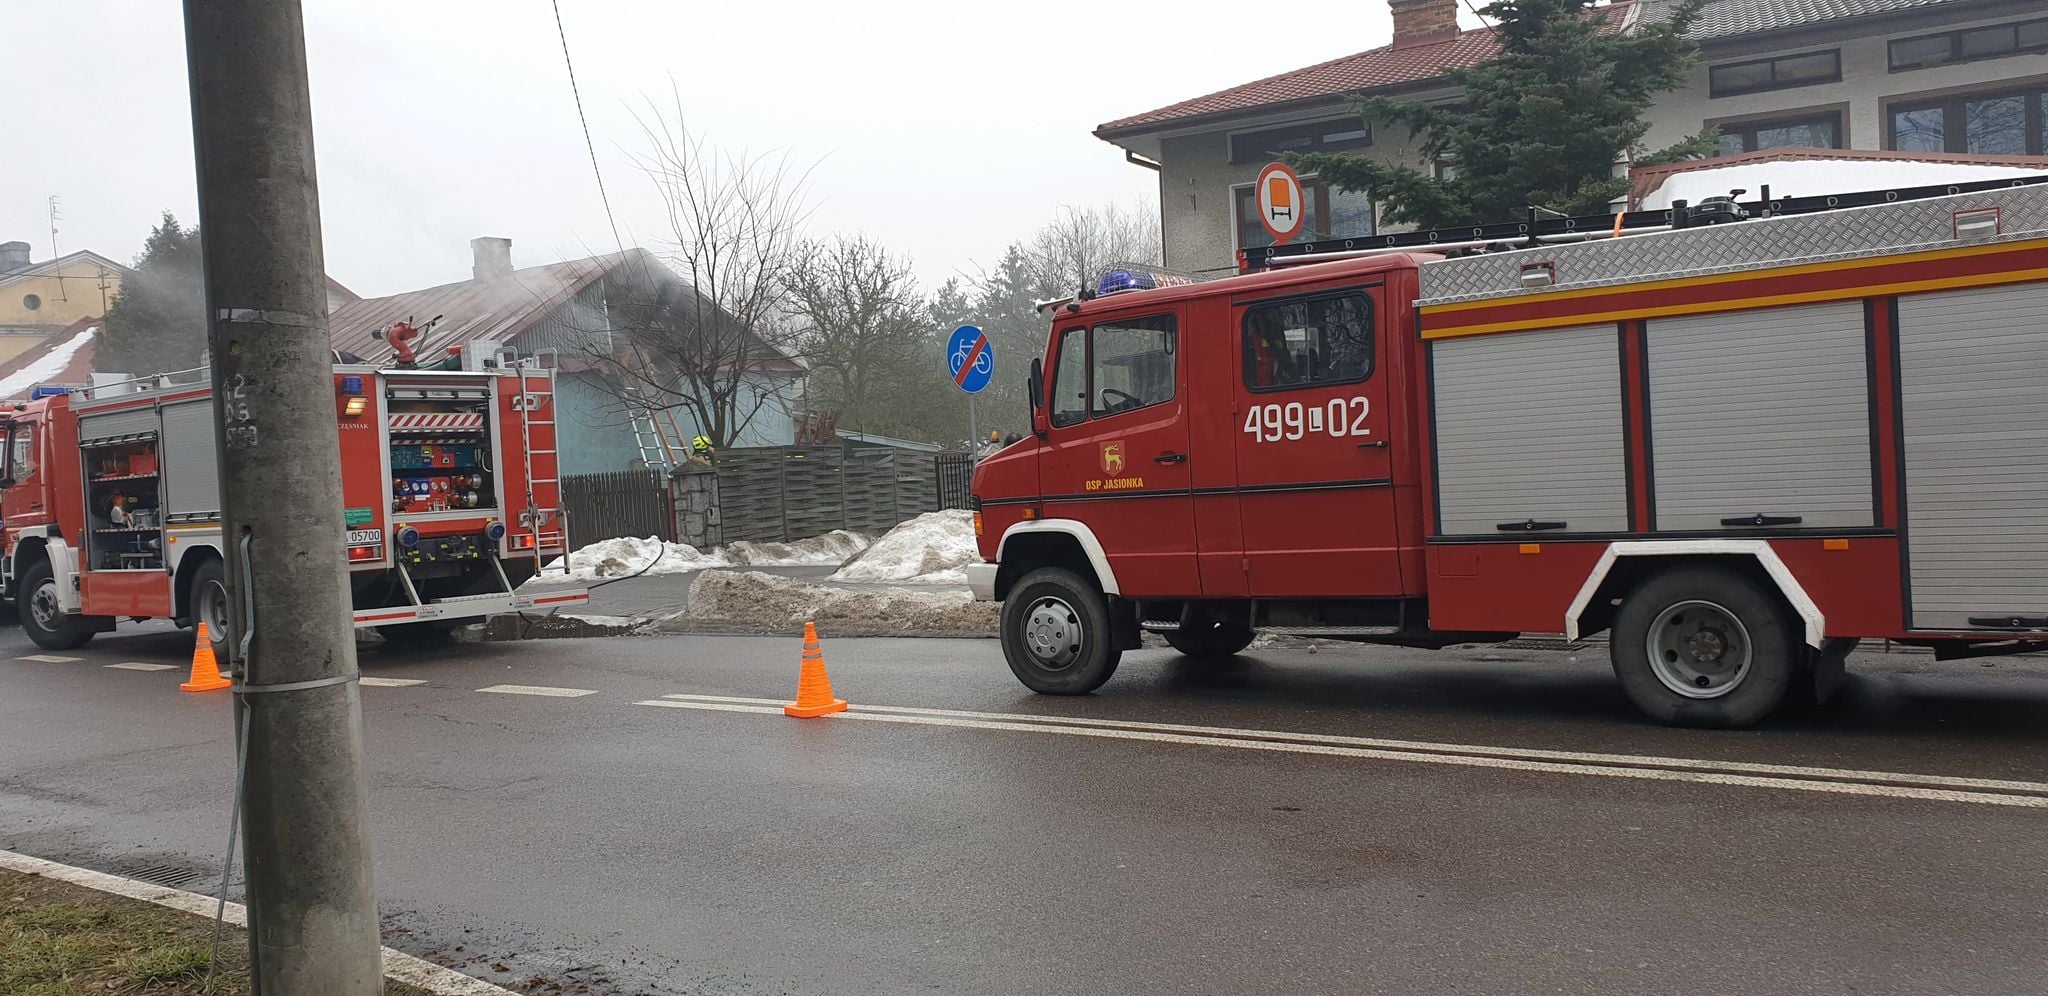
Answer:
(180, 621, 232, 693)
(784, 621, 847, 718)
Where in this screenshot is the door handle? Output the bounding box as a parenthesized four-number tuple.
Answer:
(1154, 452, 1187, 465)
(1356, 440, 1388, 449)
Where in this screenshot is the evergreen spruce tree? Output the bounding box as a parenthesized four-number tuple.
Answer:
(98, 213, 207, 376)
(1292, 0, 1717, 229)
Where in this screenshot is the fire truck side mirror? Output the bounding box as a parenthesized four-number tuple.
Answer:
(1028, 358, 1048, 438)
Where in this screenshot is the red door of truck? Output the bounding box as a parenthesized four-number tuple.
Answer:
(1038, 309, 1198, 596)
(1230, 285, 1401, 596)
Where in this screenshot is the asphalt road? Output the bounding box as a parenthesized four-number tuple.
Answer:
(4, 619, 2047, 995)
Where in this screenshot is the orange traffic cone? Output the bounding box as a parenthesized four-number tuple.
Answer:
(180, 621, 232, 693)
(784, 621, 847, 718)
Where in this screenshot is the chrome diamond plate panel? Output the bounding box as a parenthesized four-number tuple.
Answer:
(1418, 184, 2048, 308)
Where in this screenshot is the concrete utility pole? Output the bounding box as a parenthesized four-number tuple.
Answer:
(181, 1, 383, 992)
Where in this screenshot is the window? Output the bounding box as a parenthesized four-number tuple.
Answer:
(1888, 88, 2048, 155)
(1233, 178, 1375, 249)
(1048, 315, 1179, 427)
(20, 293, 39, 312)
(1715, 112, 1843, 155)
(1709, 50, 1841, 97)
(1050, 327, 1088, 428)
(1229, 119, 1371, 164)
(8, 424, 34, 483)
(1089, 316, 1176, 417)
(1890, 16, 2048, 70)
(1242, 293, 1374, 391)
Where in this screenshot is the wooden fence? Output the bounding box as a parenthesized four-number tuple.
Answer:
(561, 470, 673, 546)
(714, 446, 941, 543)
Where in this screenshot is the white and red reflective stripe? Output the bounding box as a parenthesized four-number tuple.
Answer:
(388, 412, 486, 432)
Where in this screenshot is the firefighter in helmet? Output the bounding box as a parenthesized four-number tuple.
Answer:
(688, 434, 715, 467)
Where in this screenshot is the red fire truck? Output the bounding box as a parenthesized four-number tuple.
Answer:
(0, 350, 587, 653)
(968, 177, 2048, 726)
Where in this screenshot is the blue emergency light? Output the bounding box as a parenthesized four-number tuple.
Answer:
(1096, 270, 1158, 296)
(28, 385, 72, 400)
(341, 375, 364, 394)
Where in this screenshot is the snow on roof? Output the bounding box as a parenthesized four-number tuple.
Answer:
(1632, 148, 2048, 209)
(0, 324, 97, 399)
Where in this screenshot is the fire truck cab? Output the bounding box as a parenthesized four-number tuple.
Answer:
(970, 177, 2048, 727)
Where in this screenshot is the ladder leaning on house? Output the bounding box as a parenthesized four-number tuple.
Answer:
(624, 384, 693, 475)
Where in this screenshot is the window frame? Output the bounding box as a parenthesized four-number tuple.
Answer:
(1230, 175, 1376, 249)
(1708, 49, 1842, 97)
(1889, 16, 2048, 72)
(1046, 313, 1180, 428)
(1048, 326, 1089, 429)
(8, 422, 35, 483)
(1712, 109, 1846, 155)
(1227, 118, 1373, 165)
(1240, 290, 1377, 395)
(1884, 85, 2047, 156)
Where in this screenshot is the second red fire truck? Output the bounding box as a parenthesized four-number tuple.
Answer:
(969, 176, 2048, 727)
(0, 348, 588, 655)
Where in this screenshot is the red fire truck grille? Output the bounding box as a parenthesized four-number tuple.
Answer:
(389, 412, 486, 433)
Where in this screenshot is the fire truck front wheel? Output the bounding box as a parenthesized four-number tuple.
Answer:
(1001, 568, 1120, 695)
(17, 559, 92, 651)
(1610, 565, 1797, 728)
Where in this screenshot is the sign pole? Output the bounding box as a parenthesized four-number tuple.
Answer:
(968, 394, 978, 460)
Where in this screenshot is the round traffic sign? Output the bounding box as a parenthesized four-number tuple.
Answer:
(1255, 162, 1307, 244)
(947, 325, 994, 394)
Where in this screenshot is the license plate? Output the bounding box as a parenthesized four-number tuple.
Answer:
(346, 529, 382, 545)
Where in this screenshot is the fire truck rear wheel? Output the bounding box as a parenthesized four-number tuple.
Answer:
(18, 559, 92, 651)
(1610, 565, 1796, 728)
(1164, 622, 1256, 659)
(1001, 568, 1120, 694)
(189, 558, 231, 661)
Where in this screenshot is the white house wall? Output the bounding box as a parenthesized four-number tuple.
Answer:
(1646, 9, 2048, 158)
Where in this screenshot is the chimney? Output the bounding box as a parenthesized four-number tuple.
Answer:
(0, 241, 31, 273)
(1389, 0, 1459, 47)
(471, 236, 513, 281)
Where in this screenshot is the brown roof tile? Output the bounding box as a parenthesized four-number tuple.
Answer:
(1096, 2, 1635, 138)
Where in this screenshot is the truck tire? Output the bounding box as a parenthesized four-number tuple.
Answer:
(188, 557, 232, 662)
(1610, 565, 1797, 728)
(1164, 622, 1256, 659)
(18, 559, 92, 651)
(1000, 567, 1120, 695)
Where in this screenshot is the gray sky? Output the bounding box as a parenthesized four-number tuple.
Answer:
(2, 0, 1433, 298)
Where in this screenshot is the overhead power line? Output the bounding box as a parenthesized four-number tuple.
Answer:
(550, 0, 625, 256)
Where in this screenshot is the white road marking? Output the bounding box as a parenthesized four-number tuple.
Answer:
(106, 662, 179, 672)
(658, 693, 2048, 795)
(640, 695, 2048, 809)
(360, 677, 427, 688)
(479, 684, 595, 698)
(15, 654, 82, 663)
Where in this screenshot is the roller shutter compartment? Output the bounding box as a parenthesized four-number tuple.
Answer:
(1898, 281, 2048, 630)
(1432, 325, 1628, 536)
(160, 399, 221, 520)
(1646, 302, 1872, 531)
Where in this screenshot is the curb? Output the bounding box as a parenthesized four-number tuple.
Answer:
(0, 848, 515, 996)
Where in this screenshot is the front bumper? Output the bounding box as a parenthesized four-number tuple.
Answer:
(964, 562, 997, 602)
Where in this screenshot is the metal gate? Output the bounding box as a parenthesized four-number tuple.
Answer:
(561, 471, 674, 545)
(936, 453, 974, 510)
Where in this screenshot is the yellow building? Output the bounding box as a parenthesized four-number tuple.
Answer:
(0, 242, 127, 364)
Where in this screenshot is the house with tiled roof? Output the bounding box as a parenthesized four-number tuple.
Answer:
(0, 244, 128, 365)
(1097, 0, 2048, 272)
(328, 238, 803, 476)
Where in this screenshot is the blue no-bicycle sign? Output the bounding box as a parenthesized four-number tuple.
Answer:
(948, 325, 994, 395)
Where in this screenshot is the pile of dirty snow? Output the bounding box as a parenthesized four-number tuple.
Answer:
(830, 510, 979, 584)
(536, 536, 727, 582)
(722, 529, 869, 567)
(533, 529, 872, 584)
(667, 570, 995, 635)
